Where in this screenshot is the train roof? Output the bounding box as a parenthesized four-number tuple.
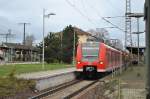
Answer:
(81, 42, 122, 53)
(82, 42, 99, 47)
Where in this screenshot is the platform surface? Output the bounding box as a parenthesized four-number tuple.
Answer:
(17, 67, 75, 80)
(119, 64, 146, 99)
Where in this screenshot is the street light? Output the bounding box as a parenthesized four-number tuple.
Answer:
(42, 9, 56, 70)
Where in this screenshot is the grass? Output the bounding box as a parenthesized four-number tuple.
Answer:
(0, 63, 73, 77)
(0, 69, 36, 97)
(0, 63, 73, 97)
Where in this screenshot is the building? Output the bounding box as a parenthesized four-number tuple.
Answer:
(73, 27, 91, 43)
(55, 27, 92, 43)
(126, 46, 146, 62)
(0, 43, 40, 62)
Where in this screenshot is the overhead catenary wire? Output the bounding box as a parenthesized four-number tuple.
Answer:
(84, 0, 125, 33)
(65, 0, 97, 26)
(81, 0, 89, 16)
(103, 16, 125, 19)
(102, 17, 125, 32)
(66, 0, 125, 33)
(107, 0, 125, 13)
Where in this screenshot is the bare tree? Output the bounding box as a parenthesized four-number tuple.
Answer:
(25, 35, 35, 46)
(87, 28, 110, 43)
(87, 28, 123, 49)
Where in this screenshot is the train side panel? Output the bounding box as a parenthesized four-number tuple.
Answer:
(76, 44, 83, 71)
(97, 43, 106, 72)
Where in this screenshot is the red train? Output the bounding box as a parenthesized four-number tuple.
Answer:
(76, 42, 124, 77)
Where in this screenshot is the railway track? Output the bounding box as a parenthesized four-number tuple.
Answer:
(29, 79, 98, 99)
(29, 79, 82, 99)
(29, 74, 111, 99)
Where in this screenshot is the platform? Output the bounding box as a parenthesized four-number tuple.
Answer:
(17, 67, 75, 80)
(119, 64, 146, 99)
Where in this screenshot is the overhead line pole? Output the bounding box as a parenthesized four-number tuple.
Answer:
(127, 13, 144, 64)
(125, 0, 133, 63)
(137, 18, 140, 64)
(0, 29, 14, 43)
(144, 0, 150, 98)
(132, 31, 144, 64)
(19, 22, 30, 45)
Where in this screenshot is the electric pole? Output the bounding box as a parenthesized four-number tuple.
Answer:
(127, 13, 144, 64)
(125, 0, 133, 60)
(6, 29, 12, 42)
(19, 22, 30, 45)
(145, 0, 150, 98)
(0, 29, 14, 43)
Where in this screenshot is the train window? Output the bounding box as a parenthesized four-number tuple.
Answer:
(117, 54, 118, 65)
(111, 51, 113, 65)
(113, 52, 115, 65)
(116, 53, 118, 65)
(82, 47, 99, 62)
(108, 50, 111, 66)
(82, 42, 99, 47)
(106, 50, 109, 66)
(111, 51, 114, 65)
(115, 53, 116, 65)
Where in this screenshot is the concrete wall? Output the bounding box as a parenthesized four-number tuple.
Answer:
(35, 72, 76, 91)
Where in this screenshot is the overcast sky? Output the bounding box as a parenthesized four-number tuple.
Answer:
(0, 0, 145, 46)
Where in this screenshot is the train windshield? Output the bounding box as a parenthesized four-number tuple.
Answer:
(82, 42, 99, 62)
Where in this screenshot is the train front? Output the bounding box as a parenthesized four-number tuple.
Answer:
(76, 42, 101, 76)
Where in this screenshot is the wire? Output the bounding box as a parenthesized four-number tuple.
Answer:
(85, 1, 125, 33)
(81, 0, 88, 15)
(65, 0, 97, 26)
(66, 0, 125, 33)
(103, 16, 125, 19)
(102, 18, 125, 32)
(107, 0, 125, 13)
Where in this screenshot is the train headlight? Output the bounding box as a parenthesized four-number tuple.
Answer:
(77, 61, 81, 64)
(100, 61, 103, 65)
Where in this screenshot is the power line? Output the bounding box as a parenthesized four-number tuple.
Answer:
(65, 0, 97, 26)
(67, 0, 125, 33)
(107, 0, 125, 13)
(84, 1, 125, 32)
(102, 17, 125, 32)
(103, 16, 125, 19)
(80, 0, 104, 26)
(81, 0, 88, 15)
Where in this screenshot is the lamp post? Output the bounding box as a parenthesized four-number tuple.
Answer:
(42, 9, 55, 70)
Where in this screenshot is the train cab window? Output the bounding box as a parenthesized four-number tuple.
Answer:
(82, 47, 99, 62)
(82, 42, 99, 62)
